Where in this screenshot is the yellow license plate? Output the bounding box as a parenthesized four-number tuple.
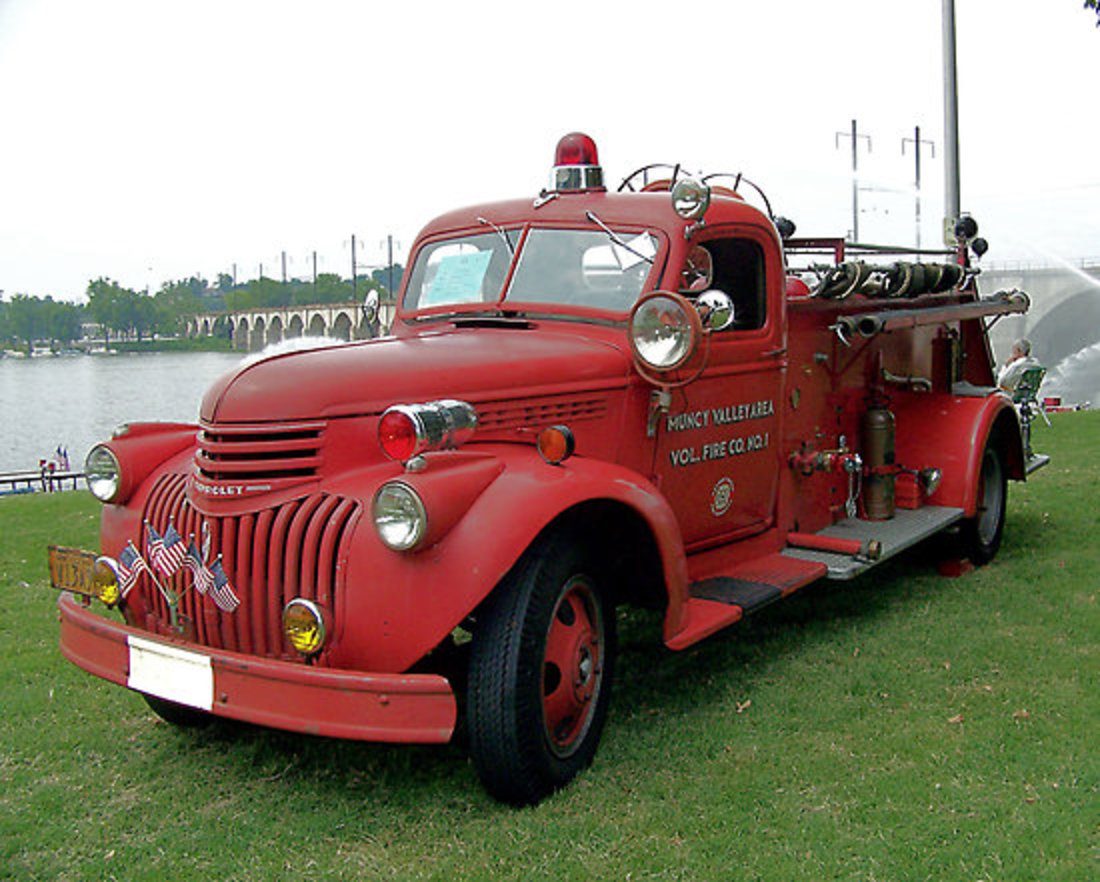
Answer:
(47, 545, 102, 596)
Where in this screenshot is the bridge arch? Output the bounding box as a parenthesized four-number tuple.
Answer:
(287, 314, 304, 338)
(235, 316, 250, 351)
(308, 313, 326, 337)
(250, 317, 266, 352)
(267, 315, 284, 347)
(332, 310, 353, 341)
(1025, 288, 1100, 366)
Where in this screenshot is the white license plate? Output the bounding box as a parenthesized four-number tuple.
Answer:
(127, 635, 214, 711)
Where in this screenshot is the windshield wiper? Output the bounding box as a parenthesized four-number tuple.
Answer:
(476, 216, 515, 256)
(584, 210, 654, 266)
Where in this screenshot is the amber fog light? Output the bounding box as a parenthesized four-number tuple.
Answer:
(283, 599, 328, 656)
(94, 557, 122, 606)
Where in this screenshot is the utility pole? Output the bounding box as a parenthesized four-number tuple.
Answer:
(836, 119, 872, 242)
(386, 234, 394, 296)
(943, 0, 961, 243)
(281, 250, 287, 285)
(351, 234, 358, 301)
(902, 126, 936, 250)
(312, 250, 318, 298)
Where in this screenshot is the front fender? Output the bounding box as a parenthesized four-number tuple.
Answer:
(328, 445, 687, 673)
(894, 391, 1024, 517)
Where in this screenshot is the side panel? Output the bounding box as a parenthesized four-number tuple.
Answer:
(894, 391, 1023, 515)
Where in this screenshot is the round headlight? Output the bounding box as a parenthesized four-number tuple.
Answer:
(671, 177, 711, 220)
(628, 291, 702, 371)
(85, 445, 121, 503)
(372, 481, 427, 551)
(283, 598, 328, 656)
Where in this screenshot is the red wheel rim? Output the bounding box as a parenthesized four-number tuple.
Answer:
(541, 576, 604, 758)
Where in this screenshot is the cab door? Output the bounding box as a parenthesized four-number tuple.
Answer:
(650, 229, 786, 549)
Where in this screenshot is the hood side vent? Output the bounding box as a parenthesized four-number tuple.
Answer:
(476, 394, 608, 433)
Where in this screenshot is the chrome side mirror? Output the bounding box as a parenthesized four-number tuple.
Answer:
(696, 289, 734, 332)
(363, 290, 380, 324)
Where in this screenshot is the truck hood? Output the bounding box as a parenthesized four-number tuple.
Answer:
(201, 327, 633, 423)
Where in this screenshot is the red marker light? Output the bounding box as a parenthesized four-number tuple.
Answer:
(377, 400, 479, 463)
(378, 409, 418, 462)
(554, 132, 599, 168)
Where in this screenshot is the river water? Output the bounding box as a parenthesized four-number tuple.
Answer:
(2, 341, 1098, 477)
(0, 351, 243, 474)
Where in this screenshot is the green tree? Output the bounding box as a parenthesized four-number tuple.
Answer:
(42, 298, 83, 347)
(371, 263, 404, 300)
(85, 279, 157, 344)
(295, 272, 353, 305)
(155, 276, 207, 336)
(5, 294, 44, 353)
(86, 278, 128, 346)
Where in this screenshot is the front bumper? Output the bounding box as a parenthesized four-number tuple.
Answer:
(58, 594, 457, 743)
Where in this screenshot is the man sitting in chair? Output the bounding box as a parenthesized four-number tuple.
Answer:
(997, 338, 1041, 392)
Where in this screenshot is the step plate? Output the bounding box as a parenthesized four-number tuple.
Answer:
(782, 505, 965, 581)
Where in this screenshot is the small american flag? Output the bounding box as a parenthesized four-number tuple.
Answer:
(184, 541, 215, 597)
(208, 558, 240, 613)
(117, 543, 149, 599)
(149, 523, 187, 578)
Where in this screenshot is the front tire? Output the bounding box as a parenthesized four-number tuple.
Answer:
(960, 440, 1007, 565)
(467, 532, 616, 805)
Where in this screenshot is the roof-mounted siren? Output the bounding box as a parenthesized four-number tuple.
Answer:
(550, 132, 605, 193)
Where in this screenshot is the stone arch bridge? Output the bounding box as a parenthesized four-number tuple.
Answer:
(186, 301, 397, 351)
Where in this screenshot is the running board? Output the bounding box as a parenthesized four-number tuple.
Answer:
(782, 505, 964, 580)
(668, 553, 827, 650)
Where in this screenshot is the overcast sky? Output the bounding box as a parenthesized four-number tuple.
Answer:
(1, 0, 1097, 303)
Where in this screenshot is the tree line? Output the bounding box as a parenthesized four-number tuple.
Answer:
(0, 265, 403, 353)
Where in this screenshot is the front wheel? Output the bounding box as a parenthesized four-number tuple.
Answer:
(959, 440, 1007, 565)
(467, 532, 616, 805)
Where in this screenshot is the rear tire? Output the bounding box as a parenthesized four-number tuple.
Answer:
(467, 531, 616, 805)
(959, 440, 1007, 565)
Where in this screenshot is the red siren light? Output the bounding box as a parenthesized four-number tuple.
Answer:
(550, 132, 604, 193)
(554, 132, 599, 168)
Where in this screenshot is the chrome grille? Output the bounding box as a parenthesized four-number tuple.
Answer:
(140, 473, 359, 658)
(195, 421, 325, 484)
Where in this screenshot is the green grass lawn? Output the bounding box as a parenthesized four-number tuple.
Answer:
(2, 415, 1096, 880)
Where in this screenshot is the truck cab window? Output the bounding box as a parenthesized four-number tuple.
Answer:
(689, 238, 766, 331)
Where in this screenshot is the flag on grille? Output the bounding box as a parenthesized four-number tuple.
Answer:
(209, 558, 240, 613)
(149, 523, 187, 577)
(184, 540, 215, 597)
(117, 542, 150, 599)
(146, 523, 165, 565)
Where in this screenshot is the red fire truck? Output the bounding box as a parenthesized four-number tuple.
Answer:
(50, 133, 1046, 805)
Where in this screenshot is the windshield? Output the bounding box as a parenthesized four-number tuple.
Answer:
(403, 226, 659, 314)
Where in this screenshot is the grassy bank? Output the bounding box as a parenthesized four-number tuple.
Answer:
(107, 336, 234, 354)
(1, 415, 1096, 880)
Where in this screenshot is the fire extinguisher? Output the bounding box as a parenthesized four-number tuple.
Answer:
(861, 403, 895, 520)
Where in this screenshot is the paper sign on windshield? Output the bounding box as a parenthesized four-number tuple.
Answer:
(422, 251, 493, 306)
